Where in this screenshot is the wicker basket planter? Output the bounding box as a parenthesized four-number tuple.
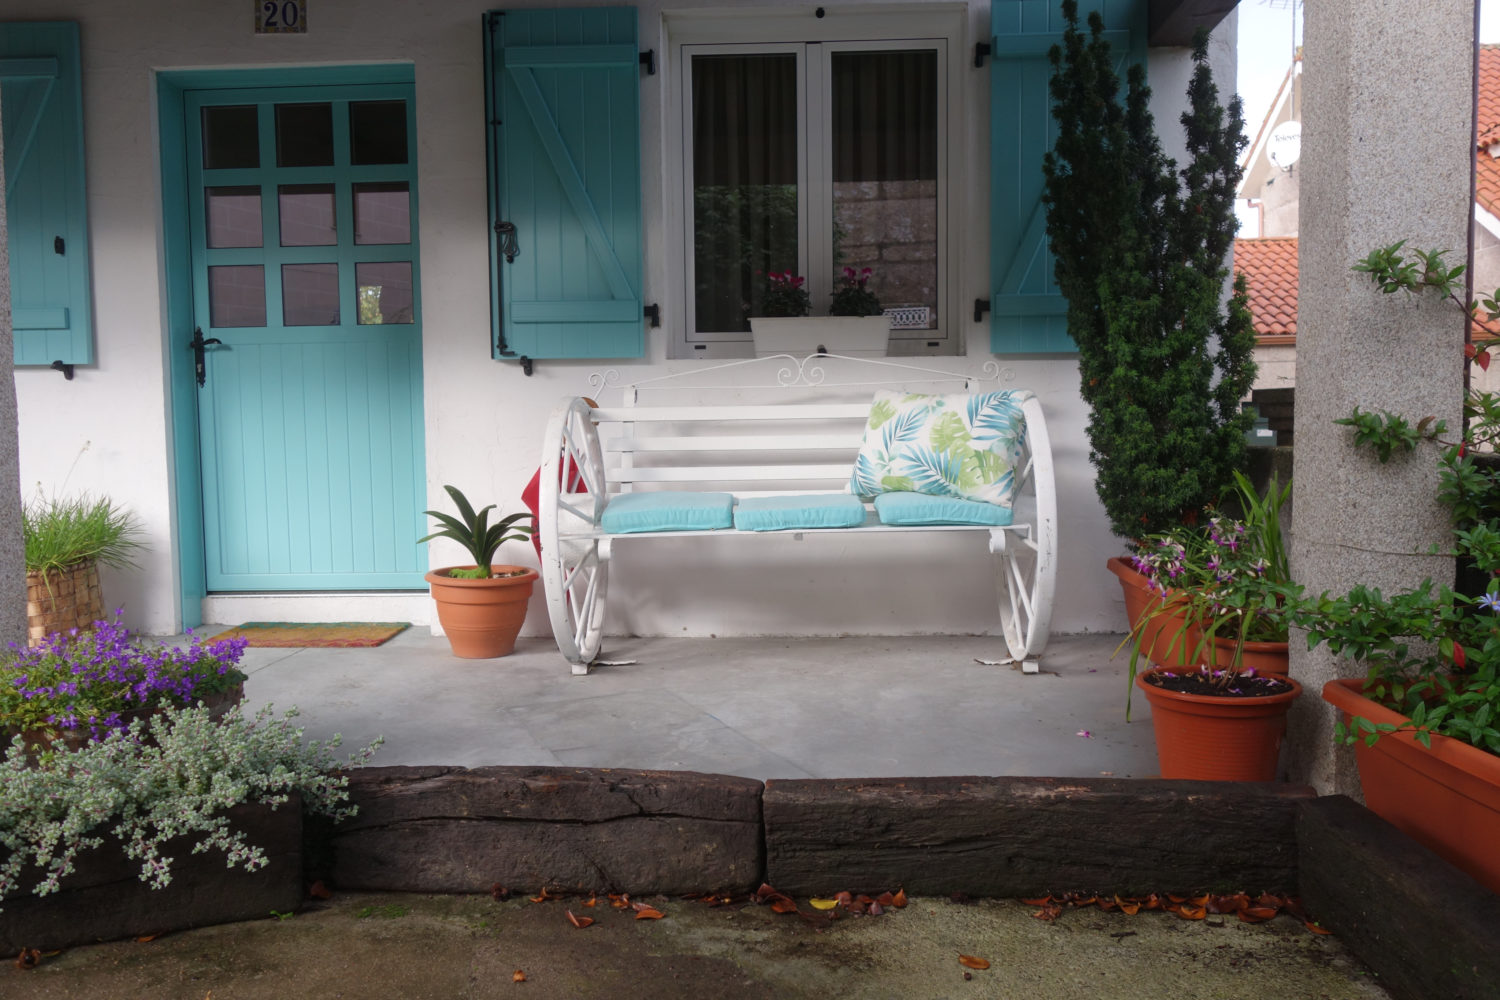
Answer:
(26, 561, 105, 644)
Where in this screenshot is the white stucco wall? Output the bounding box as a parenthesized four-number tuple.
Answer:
(7, 0, 1218, 640)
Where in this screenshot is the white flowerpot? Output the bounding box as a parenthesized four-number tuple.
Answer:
(750, 315, 891, 358)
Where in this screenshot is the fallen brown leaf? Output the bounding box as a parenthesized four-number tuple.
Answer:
(490, 883, 510, 901)
(770, 898, 799, 915)
(868, 901, 885, 917)
(1115, 895, 1141, 916)
(308, 880, 332, 900)
(1304, 921, 1333, 935)
(135, 934, 160, 943)
(958, 954, 991, 970)
(565, 910, 594, 929)
(1174, 905, 1207, 920)
(809, 898, 839, 911)
(1238, 906, 1279, 924)
(891, 889, 908, 908)
(512, 969, 527, 982)
(582, 895, 597, 908)
(634, 907, 664, 920)
(609, 893, 630, 909)
(875, 891, 894, 907)
(1019, 896, 1052, 906)
(15, 948, 41, 970)
(529, 888, 554, 904)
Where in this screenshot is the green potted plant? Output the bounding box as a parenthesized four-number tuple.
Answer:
(23, 492, 143, 645)
(1042, 6, 1257, 603)
(0, 701, 381, 950)
(1294, 239, 1500, 893)
(1121, 474, 1303, 781)
(421, 485, 538, 658)
(750, 268, 890, 358)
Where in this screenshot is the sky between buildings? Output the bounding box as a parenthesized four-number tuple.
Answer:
(1234, 1, 1499, 235)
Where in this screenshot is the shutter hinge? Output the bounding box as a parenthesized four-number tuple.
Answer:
(973, 41, 992, 68)
(974, 298, 992, 323)
(644, 303, 660, 328)
(50, 360, 74, 380)
(640, 49, 656, 75)
(53, 236, 65, 255)
(519, 356, 534, 376)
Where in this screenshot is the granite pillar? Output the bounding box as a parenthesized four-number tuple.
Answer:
(1288, 0, 1473, 792)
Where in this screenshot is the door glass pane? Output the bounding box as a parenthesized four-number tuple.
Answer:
(279, 184, 337, 246)
(691, 53, 799, 333)
(205, 186, 263, 248)
(208, 265, 266, 327)
(282, 263, 340, 325)
(353, 182, 411, 245)
(275, 103, 335, 167)
(349, 100, 408, 165)
(202, 105, 259, 169)
(357, 262, 413, 324)
(830, 50, 939, 330)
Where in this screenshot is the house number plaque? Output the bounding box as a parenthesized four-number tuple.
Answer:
(256, 0, 306, 33)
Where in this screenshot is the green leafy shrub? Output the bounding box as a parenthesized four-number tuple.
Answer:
(1041, 4, 1257, 537)
(24, 492, 143, 577)
(0, 704, 381, 911)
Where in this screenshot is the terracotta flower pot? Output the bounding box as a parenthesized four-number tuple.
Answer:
(1323, 677, 1500, 895)
(1135, 667, 1302, 781)
(1107, 556, 1193, 667)
(426, 565, 538, 659)
(1188, 630, 1290, 676)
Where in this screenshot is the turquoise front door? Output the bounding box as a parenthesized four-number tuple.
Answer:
(183, 83, 425, 590)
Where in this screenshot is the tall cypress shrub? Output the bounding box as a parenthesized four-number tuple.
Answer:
(1041, 1, 1257, 539)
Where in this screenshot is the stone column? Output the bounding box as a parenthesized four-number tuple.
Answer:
(0, 106, 23, 647)
(1287, 0, 1473, 793)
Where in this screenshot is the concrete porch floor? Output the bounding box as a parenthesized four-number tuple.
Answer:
(193, 629, 1162, 780)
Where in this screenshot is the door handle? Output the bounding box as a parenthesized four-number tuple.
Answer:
(188, 328, 224, 388)
(494, 220, 520, 263)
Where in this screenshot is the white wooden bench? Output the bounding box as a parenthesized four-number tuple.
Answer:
(539, 354, 1057, 675)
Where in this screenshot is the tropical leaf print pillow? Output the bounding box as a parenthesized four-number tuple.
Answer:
(849, 389, 1032, 506)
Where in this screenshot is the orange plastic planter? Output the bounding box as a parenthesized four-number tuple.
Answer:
(1323, 678, 1500, 895)
(425, 565, 538, 659)
(1107, 557, 1193, 667)
(1190, 631, 1290, 676)
(1135, 668, 1302, 781)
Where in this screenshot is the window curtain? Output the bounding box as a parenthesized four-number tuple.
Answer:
(831, 50, 937, 183)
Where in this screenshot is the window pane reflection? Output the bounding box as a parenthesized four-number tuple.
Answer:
(830, 50, 939, 330)
(357, 262, 413, 324)
(353, 183, 411, 245)
(349, 101, 408, 165)
(282, 263, 340, 325)
(205, 187, 262, 248)
(279, 184, 337, 247)
(275, 103, 334, 167)
(208, 265, 266, 327)
(201, 105, 259, 169)
(691, 54, 799, 333)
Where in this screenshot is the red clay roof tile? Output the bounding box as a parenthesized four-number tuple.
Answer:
(1233, 237, 1298, 338)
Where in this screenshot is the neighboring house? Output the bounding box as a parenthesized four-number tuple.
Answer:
(1237, 54, 1301, 239)
(1236, 45, 1500, 396)
(1, 1, 1237, 640)
(1233, 235, 1296, 390)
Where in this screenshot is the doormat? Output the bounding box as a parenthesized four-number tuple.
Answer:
(211, 622, 411, 648)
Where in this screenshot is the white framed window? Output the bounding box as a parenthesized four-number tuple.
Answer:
(665, 8, 966, 358)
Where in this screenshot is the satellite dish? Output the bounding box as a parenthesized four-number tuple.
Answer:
(1268, 121, 1302, 170)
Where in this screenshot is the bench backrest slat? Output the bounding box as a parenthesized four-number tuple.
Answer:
(592, 403, 871, 422)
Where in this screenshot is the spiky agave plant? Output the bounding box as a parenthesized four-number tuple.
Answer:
(418, 485, 534, 580)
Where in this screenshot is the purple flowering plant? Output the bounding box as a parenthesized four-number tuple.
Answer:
(756, 270, 812, 318)
(828, 266, 883, 317)
(1123, 472, 1299, 704)
(0, 613, 248, 739)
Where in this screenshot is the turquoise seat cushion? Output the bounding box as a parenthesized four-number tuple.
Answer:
(849, 389, 1032, 509)
(600, 491, 735, 533)
(873, 491, 1014, 527)
(732, 494, 868, 532)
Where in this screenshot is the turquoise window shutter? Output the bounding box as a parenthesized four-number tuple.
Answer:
(988, 1, 1142, 354)
(484, 8, 644, 361)
(1, 22, 92, 366)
